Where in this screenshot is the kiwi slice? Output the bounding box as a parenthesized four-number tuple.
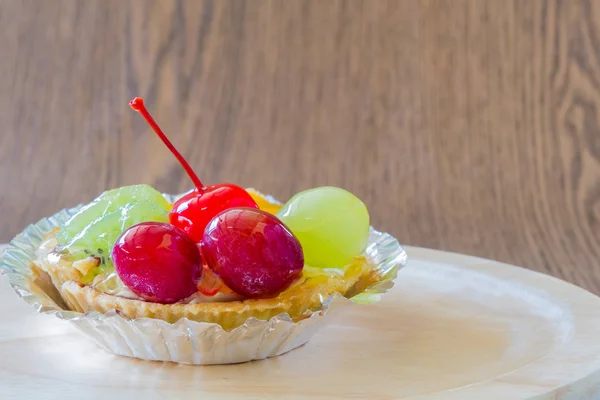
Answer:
(57, 201, 170, 280)
(57, 184, 171, 244)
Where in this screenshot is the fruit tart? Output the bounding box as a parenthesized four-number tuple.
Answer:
(2, 98, 406, 364)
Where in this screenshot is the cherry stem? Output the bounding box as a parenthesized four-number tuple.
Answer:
(129, 97, 204, 191)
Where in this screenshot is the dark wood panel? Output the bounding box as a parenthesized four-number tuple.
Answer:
(1, 0, 599, 293)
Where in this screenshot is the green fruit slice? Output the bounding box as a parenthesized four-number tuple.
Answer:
(58, 201, 170, 281)
(57, 184, 170, 244)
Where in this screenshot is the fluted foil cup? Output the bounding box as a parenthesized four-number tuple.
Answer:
(0, 193, 407, 365)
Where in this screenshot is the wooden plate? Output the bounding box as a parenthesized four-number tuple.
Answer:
(1, 245, 600, 400)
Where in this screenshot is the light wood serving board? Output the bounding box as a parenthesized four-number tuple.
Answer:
(1, 245, 600, 400)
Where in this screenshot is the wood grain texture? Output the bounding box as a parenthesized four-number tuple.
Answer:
(0, 0, 599, 292)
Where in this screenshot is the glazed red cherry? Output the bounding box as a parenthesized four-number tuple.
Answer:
(202, 207, 304, 299)
(130, 97, 258, 242)
(112, 222, 202, 304)
(170, 184, 257, 242)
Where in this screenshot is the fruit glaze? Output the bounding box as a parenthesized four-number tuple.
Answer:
(35, 98, 371, 306)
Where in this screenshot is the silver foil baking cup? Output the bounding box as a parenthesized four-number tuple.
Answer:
(0, 193, 407, 365)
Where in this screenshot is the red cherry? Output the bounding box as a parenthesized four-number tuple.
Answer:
(202, 207, 304, 299)
(129, 97, 258, 241)
(112, 222, 202, 304)
(170, 184, 258, 242)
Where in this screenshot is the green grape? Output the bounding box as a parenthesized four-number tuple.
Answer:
(57, 184, 170, 244)
(277, 186, 370, 268)
(62, 201, 169, 265)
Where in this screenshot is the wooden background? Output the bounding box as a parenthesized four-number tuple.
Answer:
(0, 0, 599, 293)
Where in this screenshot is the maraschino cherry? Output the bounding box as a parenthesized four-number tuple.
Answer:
(129, 97, 258, 242)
